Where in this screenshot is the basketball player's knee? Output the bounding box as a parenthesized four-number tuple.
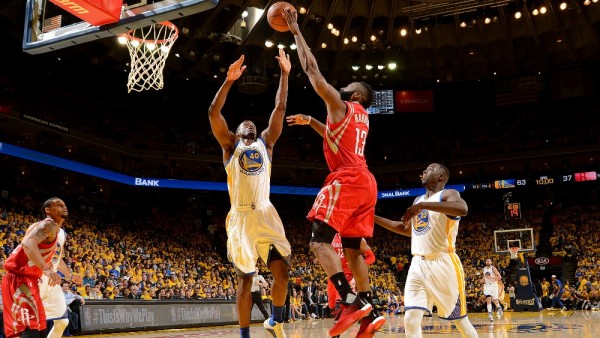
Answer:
(310, 222, 336, 248)
(340, 237, 362, 251)
(53, 318, 69, 332)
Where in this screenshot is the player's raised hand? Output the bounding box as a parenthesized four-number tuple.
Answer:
(282, 7, 299, 35)
(275, 48, 291, 75)
(227, 55, 246, 82)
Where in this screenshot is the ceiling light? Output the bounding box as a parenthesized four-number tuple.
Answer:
(400, 28, 407, 37)
(352, 36, 358, 42)
(242, 10, 248, 18)
(365, 64, 373, 70)
(370, 35, 376, 42)
(117, 35, 127, 44)
(583, 0, 591, 5)
(532, 8, 539, 15)
(415, 28, 422, 34)
(515, 11, 522, 19)
(265, 40, 274, 47)
(460, 21, 467, 28)
(290, 43, 297, 50)
(344, 38, 349, 44)
(327, 23, 333, 30)
(484, 17, 491, 24)
(540, 6, 547, 14)
(321, 42, 327, 48)
(277, 44, 285, 49)
(377, 65, 384, 70)
(388, 62, 397, 70)
(352, 65, 359, 71)
(299, 7, 306, 14)
(560, 2, 567, 9)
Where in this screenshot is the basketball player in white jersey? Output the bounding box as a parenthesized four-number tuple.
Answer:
(482, 258, 504, 321)
(208, 48, 291, 338)
(39, 228, 83, 338)
(375, 163, 478, 338)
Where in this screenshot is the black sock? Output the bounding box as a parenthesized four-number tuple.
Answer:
(330, 272, 354, 302)
(359, 291, 373, 304)
(359, 291, 377, 318)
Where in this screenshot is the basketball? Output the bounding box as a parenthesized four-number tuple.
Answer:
(267, 1, 295, 32)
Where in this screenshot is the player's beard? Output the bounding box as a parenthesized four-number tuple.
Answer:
(339, 90, 354, 101)
(240, 132, 256, 140)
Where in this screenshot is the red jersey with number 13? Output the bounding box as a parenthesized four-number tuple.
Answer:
(324, 101, 369, 172)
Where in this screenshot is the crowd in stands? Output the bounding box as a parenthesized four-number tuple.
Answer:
(1, 190, 599, 324)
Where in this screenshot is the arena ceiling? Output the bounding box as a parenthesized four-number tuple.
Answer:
(0, 0, 599, 190)
(1, 0, 600, 91)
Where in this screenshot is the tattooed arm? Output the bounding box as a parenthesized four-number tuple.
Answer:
(22, 219, 61, 285)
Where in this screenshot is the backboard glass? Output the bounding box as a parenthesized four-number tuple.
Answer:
(493, 228, 535, 253)
(23, 0, 219, 54)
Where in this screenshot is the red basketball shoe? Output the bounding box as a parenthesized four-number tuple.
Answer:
(328, 297, 372, 337)
(355, 313, 386, 338)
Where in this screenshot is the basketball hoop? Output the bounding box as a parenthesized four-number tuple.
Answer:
(509, 247, 519, 260)
(118, 21, 179, 92)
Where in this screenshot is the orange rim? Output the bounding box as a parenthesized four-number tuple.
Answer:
(120, 21, 179, 44)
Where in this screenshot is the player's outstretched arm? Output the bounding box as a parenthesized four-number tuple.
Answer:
(282, 8, 346, 120)
(404, 189, 468, 220)
(263, 48, 290, 148)
(208, 55, 245, 154)
(374, 215, 411, 237)
(286, 114, 325, 137)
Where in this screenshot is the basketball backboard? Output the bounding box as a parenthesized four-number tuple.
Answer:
(493, 228, 535, 254)
(23, 0, 219, 54)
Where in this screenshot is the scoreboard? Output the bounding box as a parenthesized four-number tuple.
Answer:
(467, 171, 598, 191)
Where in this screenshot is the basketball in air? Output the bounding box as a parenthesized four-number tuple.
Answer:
(267, 1, 295, 32)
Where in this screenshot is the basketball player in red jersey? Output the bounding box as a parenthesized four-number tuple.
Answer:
(283, 8, 385, 338)
(2, 197, 65, 338)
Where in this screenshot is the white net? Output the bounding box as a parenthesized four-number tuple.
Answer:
(509, 247, 519, 260)
(120, 21, 179, 93)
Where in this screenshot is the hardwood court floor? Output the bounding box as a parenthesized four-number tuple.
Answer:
(77, 309, 599, 337)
